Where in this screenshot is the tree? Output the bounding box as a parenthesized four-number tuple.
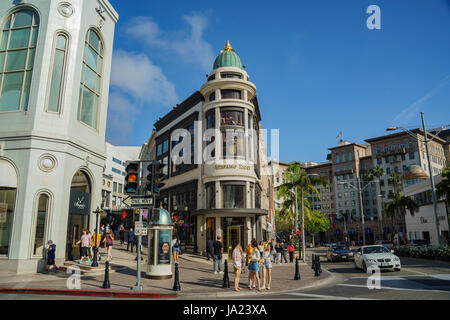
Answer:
(278, 162, 327, 258)
(384, 192, 419, 236)
(366, 165, 385, 181)
(436, 166, 450, 207)
(388, 173, 402, 193)
(305, 210, 331, 247)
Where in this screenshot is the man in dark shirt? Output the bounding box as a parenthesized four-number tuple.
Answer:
(212, 236, 223, 274)
(45, 240, 59, 273)
(127, 228, 135, 253)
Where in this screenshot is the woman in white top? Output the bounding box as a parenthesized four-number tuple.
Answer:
(261, 244, 273, 290)
(248, 240, 262, 291)
(232, 243, 243, 291)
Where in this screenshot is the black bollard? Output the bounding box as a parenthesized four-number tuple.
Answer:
(294, 258, 301, 280)
(102, 261, 111, 289)
(318, 256, 322, 274)
(222, 259, 230, 288)
(173, 263, 181, 291)
(311, 254, 315, 270)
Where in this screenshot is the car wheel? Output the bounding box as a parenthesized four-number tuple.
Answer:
(394, 268, 401, 272)
(362, 261, 367, 273)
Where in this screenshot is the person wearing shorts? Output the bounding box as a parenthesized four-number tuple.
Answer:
(232, 243, 243, 291)
(76, 229, 91, 263)
(248, 240, 261, 291)
(261, 244, 273, 290)
(172, 236, 180, 263)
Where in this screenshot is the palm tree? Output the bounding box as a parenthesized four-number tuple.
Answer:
(383, 192, 419, 238)
(388, 173, 402, 193)
(366, 165, 385, 181)
(436, 166, 450, 207)
(278, 162, 327, 259)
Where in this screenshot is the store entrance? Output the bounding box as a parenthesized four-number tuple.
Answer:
(226, 226, 241, 259)
(66, 171, 91, 261)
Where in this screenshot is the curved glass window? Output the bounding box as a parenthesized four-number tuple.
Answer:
(220, 109, 243, 126)
(222, 184, 245, 208)
(0, 9, 39, 111)
(209, 91, 215, 102)
(221, 73, 241, 79)
(33, 194, 49, 256)
(206, 110, 215, 129)
(221, 89, 241, 100)
(78, 29, 103, 128)
(222, 129, 244, 159)
(47, 34, 68, 113)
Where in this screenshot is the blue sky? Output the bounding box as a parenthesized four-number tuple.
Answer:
(106, 0, 450, 163)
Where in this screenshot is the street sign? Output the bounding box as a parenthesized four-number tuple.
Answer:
(134, 221, 148, 236)
(123, 196, 153, 208)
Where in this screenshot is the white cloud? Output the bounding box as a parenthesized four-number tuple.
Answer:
(391, 74, 450, 125)
(125, 13, 215, 70)
(106, 92, 139, 145)
(110, 49, 178, 107)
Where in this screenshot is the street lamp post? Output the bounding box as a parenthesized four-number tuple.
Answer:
(91, 206, 102, 267)
(386, 113, 449, 247)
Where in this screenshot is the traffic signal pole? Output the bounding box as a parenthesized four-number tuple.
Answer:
(132, 162, 144, 291)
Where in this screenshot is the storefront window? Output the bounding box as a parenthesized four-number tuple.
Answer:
(206, 110, 215, 129)
(220, 109, 243, 126)
(222, 130, 244, 159)
(0, 188, 16, 255)
(33, 194, 49, 256)
(206, 183, 215, 209)
(222, 184, 245, 208)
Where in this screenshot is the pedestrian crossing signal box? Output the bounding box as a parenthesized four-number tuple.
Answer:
(150, 208, 160, 222)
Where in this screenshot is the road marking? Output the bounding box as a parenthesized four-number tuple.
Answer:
(337, 283, 450, 293)
(402, 268, 428, 276)
(288, 292, 374, 300)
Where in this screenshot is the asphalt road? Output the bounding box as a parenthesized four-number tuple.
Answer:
(241, 248, 450, 300)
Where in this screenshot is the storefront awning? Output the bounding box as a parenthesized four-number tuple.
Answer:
(0, 159, 17, 188)
(192, 208, 268, 217)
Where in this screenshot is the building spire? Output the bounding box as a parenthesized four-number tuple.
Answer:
(223, 40, 234, 52)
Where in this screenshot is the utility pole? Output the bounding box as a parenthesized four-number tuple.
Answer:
(421, 112, 443, 247)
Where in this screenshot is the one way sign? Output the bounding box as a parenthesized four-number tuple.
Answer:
(123, 196, 153, 208)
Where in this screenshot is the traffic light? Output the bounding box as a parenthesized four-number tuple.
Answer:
(146, 163, 154, 193)
(150, 208, 160, 222)
(125, 161, 139, 194)
(153, 160, 166, 195)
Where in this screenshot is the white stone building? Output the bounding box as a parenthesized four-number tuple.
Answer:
(0, 0, 117, 273)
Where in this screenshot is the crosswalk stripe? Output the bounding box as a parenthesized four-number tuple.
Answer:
(288, 292, 373, 300)
(337, 283, 450, 293)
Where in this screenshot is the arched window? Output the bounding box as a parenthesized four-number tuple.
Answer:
(47, 33, 68, 113)
(78, 29, 103, 128)
(33, 193, 49, 256)
(0, 9, 39, 111)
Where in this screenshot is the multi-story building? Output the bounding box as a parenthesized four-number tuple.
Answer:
(304, 129, 448, 244)
(153, 41, 270, 257)
(0, 0, 118, 273)
(101, 142, 141, 218)
(403, 174, 449, 246)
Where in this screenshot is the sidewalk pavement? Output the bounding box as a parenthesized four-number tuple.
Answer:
(0, 241, 333, 298)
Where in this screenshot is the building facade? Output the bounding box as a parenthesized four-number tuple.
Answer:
(0, 0, 118, 273)
(153, 42, 270, 258)
(304, 129, 448, 244)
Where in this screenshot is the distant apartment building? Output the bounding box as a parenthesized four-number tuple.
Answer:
(102, 143, 141, 217)
(304, 129, 448, 244)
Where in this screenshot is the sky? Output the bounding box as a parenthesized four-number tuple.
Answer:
(106, 0, 450, 163)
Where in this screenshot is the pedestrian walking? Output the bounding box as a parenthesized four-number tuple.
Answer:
(212, 236, 223, 274)
(172, 235, 180, 263)
(261, 244, 273, 290)
(100, 224, 105, 248)
(45, 240, 59, 273)
(232, 242, 243, 291)
(76, 229, 91, 263)
(288, 242, 295, 263)
(246, 239, 254, 264)
(91, 228, 102, 261)
(119, 225, 125, 245)
(281, 242, 288, 263)
(248, 240, 262, 291)
(206, 239, 214, 261)
(87, 230, 93, 260)
(127, 228, 135, 252)
(103, 229, 114, 261)
(275, 242, 282, 264)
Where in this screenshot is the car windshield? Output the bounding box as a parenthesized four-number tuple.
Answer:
(332, 245, 349, 251)
(363, 246, 390, 254)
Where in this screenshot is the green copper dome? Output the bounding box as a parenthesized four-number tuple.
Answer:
(213, 41, 243, 70)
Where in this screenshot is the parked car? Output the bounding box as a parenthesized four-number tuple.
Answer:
(354, 245, 401, 272)
(327, 244, 354, 262)
(376, 240, 394, 248)
(408, 239, 431, 247)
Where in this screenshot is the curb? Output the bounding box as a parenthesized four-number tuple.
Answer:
(0, 287, 177, 299)
(178, 267, 336, 298)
